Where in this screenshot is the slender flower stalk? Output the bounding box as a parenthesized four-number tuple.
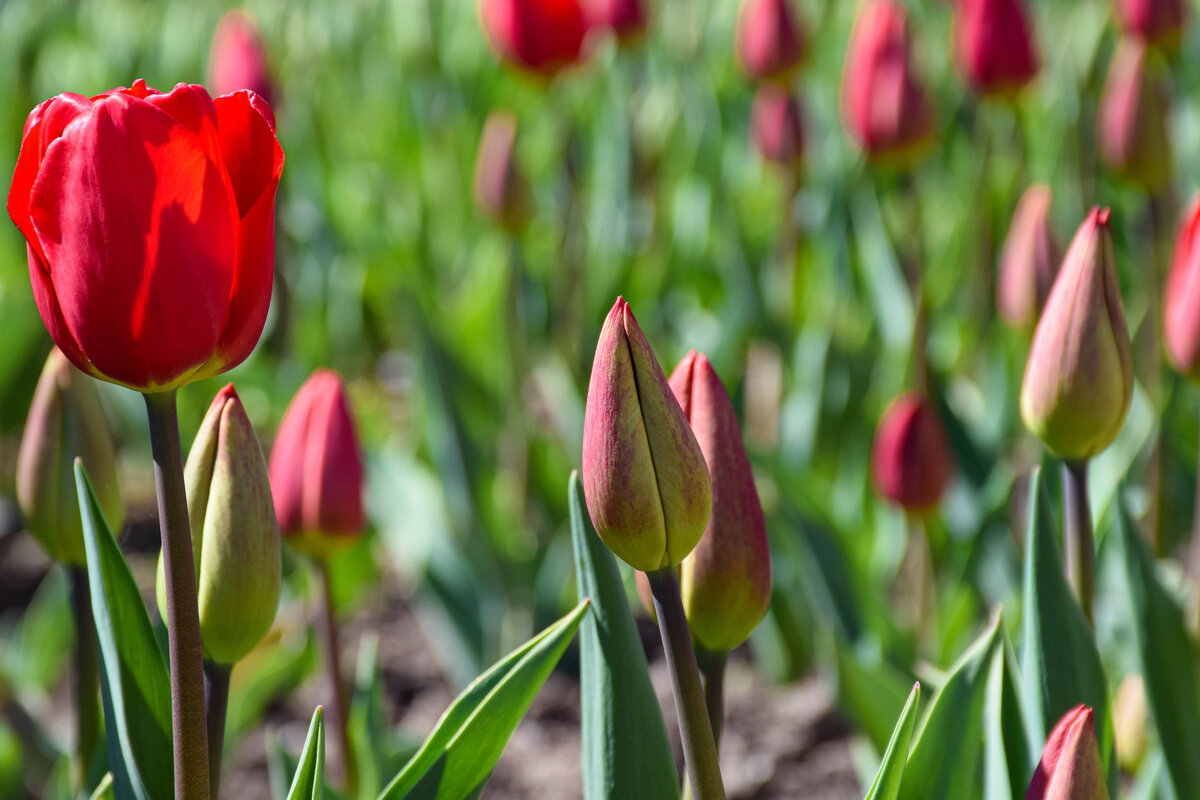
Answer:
(204, 662, 232, 800)
(1061, 461, 1095, 625)
(697, 649, 729, 749)
(69, 567, 99, 794)
(318, 562, 355, 794)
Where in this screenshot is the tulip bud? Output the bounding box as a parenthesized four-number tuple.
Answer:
(587, 0, 648, 44)
(736, 0, 806, 84)
(1026, 705, 1110, 800)
(841, 0, 936, 168)
(1098, 39, 1171, 193)
(871, 393, 954, 513)
(480, 0, 589, 79)
(269, 369, 365, 559)
(473, 111, 532, 232)
(209, 9, 277, 110)
(998, 184, 1061, 330)
(668, 351, 771, 652)
(1021, 208, 1132, 461)
(1113, 674, 1149, 773)
(156, 385, 280, 664)
(953, 0, 1039, 99)
(1165, 195, 1200, 381)
(750, 84, 805, 171)
(16, 349, 123, 565)
(582, 298, 712, 572)
(1114, 0, 1185, 52)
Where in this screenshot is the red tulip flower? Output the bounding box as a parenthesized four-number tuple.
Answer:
(1114, 0, 1185, 51)
(998, 184, 1061, 330)
(954, 0, 1039, 98)
(474, 110, 532, 231)
(751, 84, 805, 171)
(1165, 196, 1200, 382)
(7, 80, 283, 392)
(1098, 38, 1172, 193)
(480, 0, 589, 78)
(841, 0, 936, 168)
(1026, 705, 1109, 800)
(588, 0, 648, 44)
(736, 0, 806, 84)
(269, 369, 365, 557)
(209, 9, 277, 111)
(871, 393, 954, 513)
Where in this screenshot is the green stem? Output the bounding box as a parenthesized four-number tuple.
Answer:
(318, 561, 356, 795)
(1061, 460, 1095, 626)
(647, 569, 725, 800)
(697, 649, 728, 750)
(204, 662, 232, 800)
(144, 390, 211, 800)
(1187, 407, 1200, 581)
(70, 565, 99, 794)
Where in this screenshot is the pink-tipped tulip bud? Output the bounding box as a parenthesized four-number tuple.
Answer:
(582, 298, 712, 572)
(954, 0, 1039, 99)
(668, 351, 771, 652)
(1113, 674, 1149, 773)
(156, 384, 280, 664)
(17, 348, 122, 565)
(1114, 0, 1185, 52)
(209, 10, 277, 110)
(1026, 705, 1110, 800)
(841, 0, 936, 168)
(1021, 208, 1132, 461)
(871, 393, 954, 513)
(269, 369, 365, 559)
(1165, 196, 1200, 381)
(480, 0, 589, 79)
(1098, 39, 1171, 193)
(588, 0, 648, 44)
(736, 0, 806, 84)
(751, 84, 805, 171)
(474, 111, 532, 232)
(998, 184, 1061, 330)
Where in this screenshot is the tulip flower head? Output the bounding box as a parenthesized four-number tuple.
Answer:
(209, 9, 277, 110)
(736, 0, 806, 84)
(998, 184, 1061, 329)
(871, 393, 955, 514)
(751, 84, 805, 172)
(7, 80, 284, 392)
(1165, 195, 1200, 382)
(17, 348, 123, 565)
(1026, 705, 1110, 800)
(668, 351, 771, 652)
(954, 0, 1039, 99)
(582, 298, 712, 572)
(480, 0, 589, 78)
(841, 0, 936, 168)
(1114, 0, 1185, 52)
(473, 110, 532, 231)
(588, 0, 648, 44)
(269, 369, 365, 559)
(1098, 38, 1172, 193)
(157, 384, 280, 665)
(1021, 208, 1132, 461)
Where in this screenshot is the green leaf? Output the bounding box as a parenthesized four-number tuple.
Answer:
(1018, 468, 1115, 794)
(833, 639, 913, 753)
(75, 462, 172, 800)
(982, 636, 1031, 800)
(377, 599, 589, 800)
(863, 682, 920, 800)
(88, 773, 115, 800)
(568, 471, 679, 800)
(1116, 499, 1200, 799)
(286, 707, 326, 800)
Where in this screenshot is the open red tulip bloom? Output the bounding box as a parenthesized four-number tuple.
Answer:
(7, 80, 284, 392)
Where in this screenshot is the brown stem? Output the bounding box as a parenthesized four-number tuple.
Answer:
(318, 561, 356, 794)
(1062, 460, 1095, 626)
(70, 566, 99, 794)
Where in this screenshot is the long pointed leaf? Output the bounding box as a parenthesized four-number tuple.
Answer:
(983, 636, 1031, 800)
(863, 683, 920, 800)
(287, 707, 326, 800)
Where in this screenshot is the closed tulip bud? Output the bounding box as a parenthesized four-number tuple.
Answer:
(668, 351, 771, 652)
(751, 84, 805, 171)
(871, 393, 954, 513)
(1165, 195, 1200, 381)
(1021, 208, 1132, 461)
(156, 385, 280, 664)
(269, 369, 365, 559)
(582, 298, 712, 572)
(954, 0, 1039, 99)
(841, 0, 936, 168)
(1098, 39, 1171, 193)
(1026, 705, 1110, 800)
(474, 111, 532, 232)
(480, 0, 589, 78)
(998, 184, 1061, 329)
(588, 0, 648, 44)
(209, 10, 277, 111)
(736, 0, 806, 84)
(17, 348, 122, 565)
(1113, 674, 1149, 773)
(1114, 0, 1185, 52)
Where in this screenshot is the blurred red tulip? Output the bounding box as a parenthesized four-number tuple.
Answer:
(954, 0, 1039, 98)
(6, 80, 283, 392)
(1098, 38, 1172, 193)
(209, 9, 277, 111)
(998, 184, 1060, 329)
(736, 0, 806, 84)
(871, 393, 954, 513)
(1026, 705, 1109, 800)
(750, 84, 805, 170)
(474, 110, 532, 231)
(841, 0, 936, 168)
(1114, 0, 1185, 51)
(1165, 195, 1200, 382)
(480, 0, 589, 78)
(588, 0, 648, 44)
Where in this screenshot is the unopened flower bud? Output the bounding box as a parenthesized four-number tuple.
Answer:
(1113, 674, 1149, 773)
(1114, 0, 1185, 52)
(1026, 705, 1110, 800)
(473, 111, 532, 232)
(209, 9, 277, 110)
(1021, 208, 1132, 461)
(736, 0, 806, 84)
(954, 0, 1039, 99)
(480, 0, 589, 78)
(17, 348, 122, 565)
(582, 298, 712, 572)
(871, 393, 954, 514)
(751, 84, 805, 171)
(588, 0, 648, 44)
(1098, 39, 1171, 193)
(1165, 195, 1200, 381)
(998, 184, 1061, 330)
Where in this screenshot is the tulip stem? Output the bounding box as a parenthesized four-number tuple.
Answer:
(203, 661, 232, 800)
(144, 390, 211, 800)
(1188, 412, 1200, 581)
(647, 569, 726, 800)
(317, 560, 356, 795)
(1062, 460, 1095, 626)
(69, 565, 99, 794)
(697, 648, 728, 750)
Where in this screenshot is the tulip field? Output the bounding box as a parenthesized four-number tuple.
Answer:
(7, 0, 1200, 798)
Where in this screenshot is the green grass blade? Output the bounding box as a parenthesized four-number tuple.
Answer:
(863, 682, 920, 800)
